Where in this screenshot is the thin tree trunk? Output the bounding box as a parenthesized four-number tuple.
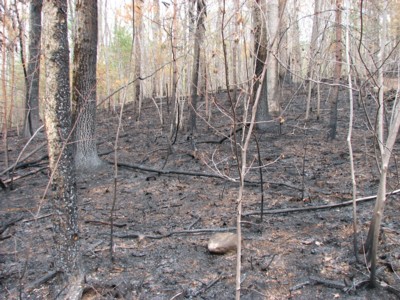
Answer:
(152, 0, 161, 98)
(305, 0, 320, 120)
(266, 0, 282, 115)
(363, 0, 400, 287)
(170, 0, 179, 134)
(189, 0, 206, 133)
(253, 0, 270, 131)
(134, 0, 143, 121)
(328, 0, 342, 140)
(2, 0, 9, 177)
(344, 0, 359, 262)
(23, 0, 42, 137)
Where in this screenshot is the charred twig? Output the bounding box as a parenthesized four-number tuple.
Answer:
(26, 270, 60, 292)
(243, 188, 400, 216)
(186, 217, 201, 230)
(85, 219, 127, 228)
(289, 280, 311, 292)
(189, 274, 223, 297)
(4, 167, 47, 185)
(0, 141, 46, 176)
(0, 216, 23, 235)
(115, 227, 236, 240)
(112, 160, 300, 191)
(0, 177, 6, 191)
(23, 213, 53, 223)
(309, 276, 346, 289)
(198, 127, 243, 145)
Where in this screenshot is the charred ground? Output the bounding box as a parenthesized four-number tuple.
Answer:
(1, 86, 400, 299)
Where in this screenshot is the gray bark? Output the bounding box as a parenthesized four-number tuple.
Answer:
(253, 0, 271, 131)
(23, 0, 42, 138)
(42, 0, 83, 298)
(72, 0, 103, 172)
(189, 0, 206, 133)
(328, 0, 342, 140)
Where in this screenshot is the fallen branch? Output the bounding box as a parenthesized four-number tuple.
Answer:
(115, 227, 236, 240)
(84, 219, 127, 228)
(189, 274, 224, 297)
(0, 141, 46, 176)
(0, 216, 23, 235)
(111, 160, 300, 190)
(26, 270, 59, 292)
(4, 167, 47, 185)
(289, 279, 311, 292)
(309, 275, 347, 289)
(0, 178, 6, 191)
(243, 188, 400, 216)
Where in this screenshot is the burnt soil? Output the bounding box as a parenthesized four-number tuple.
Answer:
(1, 86, 400, 299)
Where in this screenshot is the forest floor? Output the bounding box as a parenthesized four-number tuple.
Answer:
(1, 85, 400, 300)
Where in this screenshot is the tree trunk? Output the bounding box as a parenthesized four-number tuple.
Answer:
(170, 0, 179, 134)
(266, 0, 281, 115)
(152, 0, 161, 98)
(134, 0, 143, 121)
(42, 0, 83, 298)
(305, 0, 320, 120)
(188, 0, 206, 133)
(253, 0, 271, 131)
(328, 0, 342, 140)
(2, 1, 9, 176)
(232, 0, 240, 101)
(23, 0, 42, 137)
(72, 0, 103, 172)
(363, 0, 400, 287)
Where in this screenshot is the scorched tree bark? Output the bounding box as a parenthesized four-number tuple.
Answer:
(43, 0, 83, 298)
(72, 0, 103, 171)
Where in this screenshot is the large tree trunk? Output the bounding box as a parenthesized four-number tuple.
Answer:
(23, 0, 42, 137)
(72, 0, 103, 172)
(42, 0, 83, 298)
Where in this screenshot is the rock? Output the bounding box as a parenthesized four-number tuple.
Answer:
(207, 232, 239, 254)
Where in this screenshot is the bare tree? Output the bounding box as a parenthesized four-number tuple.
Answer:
(363, 0, 400, 287)
(42, 0, 83, 298)
(72, 0, 103, 172)
(23, 0, 42, 138)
